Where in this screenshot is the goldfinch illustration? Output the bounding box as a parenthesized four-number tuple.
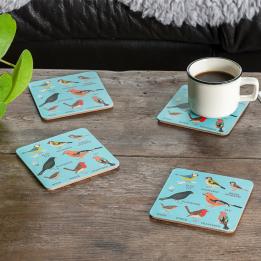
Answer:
(205, 177, 225, 189)
(47, 141, 73, 147)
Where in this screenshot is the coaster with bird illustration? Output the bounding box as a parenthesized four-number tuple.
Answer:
(16, 128, 120, 190)
(157, 85, 249, 136)
(29, 72, 113, 120)
(150, 168, 253, 233)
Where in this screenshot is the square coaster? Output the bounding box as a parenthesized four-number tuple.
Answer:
(16, 128, 120, 190)
(29, 72, 113, 120)
(157, 85, 249, 136)
(150, 168, 253, 233)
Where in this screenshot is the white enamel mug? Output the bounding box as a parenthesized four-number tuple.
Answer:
(187, 57, 259, 118)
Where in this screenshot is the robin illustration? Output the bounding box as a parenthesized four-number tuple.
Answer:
(218, 211, 229, 230)
(160, 203, 177, 211)
(216, 119, 224, 132)
(48, 141, 73, 147)
(22, 144, 41, 154)
(205, 177, 225, 189)
(203, 192, 242, 208)
(64, 162, 87, 173)
(167, 102, 190, 110)
(68, 88, 103, 96)
(45, 171, 60, 179)
(38, 157, 56, 176)
(68, 134, 85, 140)
(63, 147, 102, 158)
(46, 105, 58, 111)
(39, 93, 59, 107)
(185, 206, 208, 218)
(93, 156, 115, 166)
(159, 191, 193, 201)
(58, 79, 79, 85)
(188, 113, 207, 123)
(92, 96, 109, 106)
(63, 99, 84, 109)
(176, 173, 198, 182)
(230, 181, 248, 192)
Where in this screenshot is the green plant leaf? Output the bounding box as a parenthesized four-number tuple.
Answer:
(5, 49, 33, 104)
(0, 102, 7, 118)
(0, 73, 12, 102)
(0, 14, 16, 59)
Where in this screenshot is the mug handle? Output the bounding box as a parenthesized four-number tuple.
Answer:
(240, 77, 259, 102)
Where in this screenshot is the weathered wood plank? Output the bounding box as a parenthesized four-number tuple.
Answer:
(0, 70, 261, 159)
(0, 155, 260, 261)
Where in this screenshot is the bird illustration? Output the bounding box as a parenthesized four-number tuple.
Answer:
(63, 99, 84, 109)
(92, 96, 109, 106)
(216, 119, 224, 132)
(58, 79, 79, 85)
(39, 93, 59, 107)
(159, 191, 193, 201)
(36, 81, 52, 92)
(167, 102, 190, 110)
(188, 113, 207, 123)
(22, 144, 41, 154)
(68, 134, 85, 140)
(79, 76, 91, 80)
(36, 81, 51, 88)
(45, 171, 60, 179)
(64, 162, 87, 173)
(38, 157, 56, 176)
(168, 111, 182, 116)
(93, 156, 115, 166)
(68, 88, 103, 96)
(203, 192, 242, 208)
(205, 177, 225, 189)
(47, 141, 73, 147)
(46, 105, 58, 111)
(218, 211, 229, 230)
(176, 173, 198, 182)
(63, 147, 102, 158)
(160, 203, 177, 211)
(185, 206, 208, 218)
(230, 181, 248, 192)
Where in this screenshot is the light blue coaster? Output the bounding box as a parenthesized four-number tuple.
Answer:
(150, 168, 253, 233)
(157, 85, 249, 136)
(29, 72, 113, 120)
(16, 128, 120, 190)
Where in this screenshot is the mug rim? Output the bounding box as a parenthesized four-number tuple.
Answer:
(187, 57, 242, 85)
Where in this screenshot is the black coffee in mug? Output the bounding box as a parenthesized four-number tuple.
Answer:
(195, 71, 234, 83)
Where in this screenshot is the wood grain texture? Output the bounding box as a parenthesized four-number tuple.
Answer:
(0, 70, 261, 261)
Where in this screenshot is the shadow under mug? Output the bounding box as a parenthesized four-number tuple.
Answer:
(187, 57, 259, 118)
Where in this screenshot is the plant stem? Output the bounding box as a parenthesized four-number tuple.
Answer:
(0, 59, 15, 68)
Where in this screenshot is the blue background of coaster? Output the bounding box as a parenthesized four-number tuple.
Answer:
(29, 72, 113, 120)
(157, 85, 249, 135)
(16, 128, 119, 190)
(150, 168, 253, 233)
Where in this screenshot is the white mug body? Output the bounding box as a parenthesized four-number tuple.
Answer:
(188, 77, 241, 118)
(187, 57, 259, 118)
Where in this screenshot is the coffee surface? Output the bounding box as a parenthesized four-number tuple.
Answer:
(195, 71, 234, 83)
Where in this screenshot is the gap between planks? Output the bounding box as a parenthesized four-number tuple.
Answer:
(2, 151, 261, 160)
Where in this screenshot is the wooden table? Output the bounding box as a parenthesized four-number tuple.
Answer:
(1, 70, 261, 260)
